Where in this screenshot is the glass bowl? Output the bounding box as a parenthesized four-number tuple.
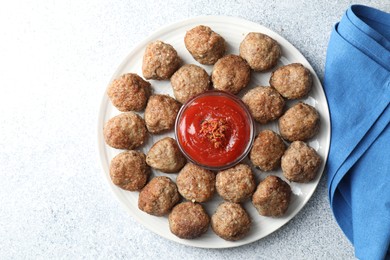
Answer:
(175, 90, 255, 171)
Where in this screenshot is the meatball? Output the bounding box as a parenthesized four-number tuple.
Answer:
(279, 102, 320, 142)
(107, 73, 151, 112)
(144, 94, 181, 134)
(138, 176, 180, 216)
(216, 164, 256, 203)
(211, 54, 251, 95)
(252, 175, 291, 217)
(270, 63, 312, 99)
(103, 112, 148, 150)
(169, 202, 210, 239)
(176, 163, 215, 203)
(239, 32, 281, 71)
(146, 137, 186, 173)
(184, 25, 226, 65)
(170, 64, 210, 104)
(281, 141, 322, 182)
(242, 86, 285, 124)
(250, 130, 286, 171)
(109, 151, 150, 191)
(211, 202, 251, 241)
(142, 41, 181, 80)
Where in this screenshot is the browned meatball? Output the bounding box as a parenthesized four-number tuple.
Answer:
(170, 64, 210, 104)
(107, 73, 151, 112)
(282, 141, 322, 182)
(176, 163, 215, 203)
(138, 176, 180, 216)
(270, 63, 312, 99)
(279, 102, 320, 142)
(250, 130, 286, 171)
(109, 151, 150, 191)
(146, 137, 186, 173)
(211, 202, 251, 241)
(252, 175, 291, 217)
(184, 25, 226, 65)
(211, 54, 251, 95)
(144, 94, 181, 134)
(242, 86, 285, 124)
(142, 41, 181, 80)
(216, 164, 256, 203)
(103, 112, 148, 150)
(169, 202, 210, 239)
(239, 32, 281, 71)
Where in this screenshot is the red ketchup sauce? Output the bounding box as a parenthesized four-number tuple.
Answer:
(175, 91, 254, 169)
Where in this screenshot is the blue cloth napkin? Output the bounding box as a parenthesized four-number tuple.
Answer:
(324, 5, 390, 260)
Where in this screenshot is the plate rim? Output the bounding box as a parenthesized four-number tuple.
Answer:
(97, 15, 331, 249)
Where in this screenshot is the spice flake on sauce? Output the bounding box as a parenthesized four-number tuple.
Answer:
(199, 118, 228, 148)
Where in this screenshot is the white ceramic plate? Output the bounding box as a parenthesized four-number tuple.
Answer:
(98, 16, 331, 248)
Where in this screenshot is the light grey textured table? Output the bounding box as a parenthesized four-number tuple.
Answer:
(1, 1, 389, 259)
